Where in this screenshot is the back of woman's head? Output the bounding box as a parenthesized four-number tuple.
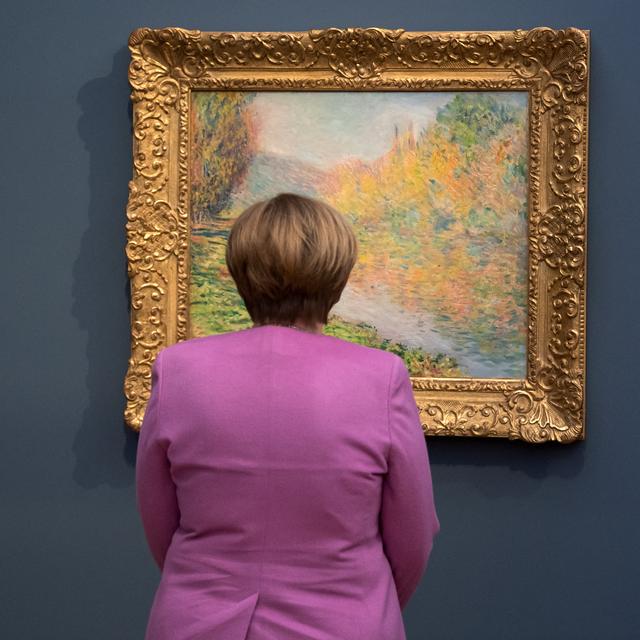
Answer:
(225, 192, 358, 327)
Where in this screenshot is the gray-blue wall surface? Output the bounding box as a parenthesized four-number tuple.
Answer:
(2, 1, 638, 638)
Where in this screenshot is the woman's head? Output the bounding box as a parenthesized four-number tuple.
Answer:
(225, 192, 358, 327)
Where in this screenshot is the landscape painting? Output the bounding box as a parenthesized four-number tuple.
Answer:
(189, 90, 529, 379)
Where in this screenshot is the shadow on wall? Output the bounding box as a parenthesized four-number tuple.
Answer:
(69, 42, 586, 495)
(427, 434, 585, 500)
(72, 46, 138, 490)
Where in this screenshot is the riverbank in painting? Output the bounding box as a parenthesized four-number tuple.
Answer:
(189, 90, 529, 378)
(190, 219, 523, 378)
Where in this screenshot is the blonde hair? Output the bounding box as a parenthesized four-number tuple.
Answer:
(225, 192, 358, 326)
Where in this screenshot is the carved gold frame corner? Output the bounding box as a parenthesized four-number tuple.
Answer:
(124, 26, 589, 443)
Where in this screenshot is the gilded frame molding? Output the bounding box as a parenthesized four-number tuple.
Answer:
(124, 26, 589, 443)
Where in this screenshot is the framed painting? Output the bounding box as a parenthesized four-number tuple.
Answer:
(124, 26, 589, 443)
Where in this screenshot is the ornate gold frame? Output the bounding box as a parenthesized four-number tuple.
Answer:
(124, 26, 589, 443)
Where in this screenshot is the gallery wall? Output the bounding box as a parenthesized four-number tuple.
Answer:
(2, 1, 639, 638)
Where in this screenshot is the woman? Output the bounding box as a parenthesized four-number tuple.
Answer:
(136, 192, 440, 640)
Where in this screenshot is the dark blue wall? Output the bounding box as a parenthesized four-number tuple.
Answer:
(2, 1, 638, 638)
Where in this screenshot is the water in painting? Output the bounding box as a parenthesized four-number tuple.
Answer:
(189, 90, 528, 378)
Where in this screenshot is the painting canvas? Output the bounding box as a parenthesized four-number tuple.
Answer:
(189, 90, 529, 379)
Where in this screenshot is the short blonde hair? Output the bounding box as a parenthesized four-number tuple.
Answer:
(225, 192, 358, 326)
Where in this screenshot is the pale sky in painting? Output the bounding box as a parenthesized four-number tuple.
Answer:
(248, 91, 527, 170)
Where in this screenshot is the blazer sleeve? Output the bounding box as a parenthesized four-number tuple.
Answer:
(135, 349, 180, 570)
(380, 355, 441, 610)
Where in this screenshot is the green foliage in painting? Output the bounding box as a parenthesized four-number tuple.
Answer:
(436, 93, 522, 155)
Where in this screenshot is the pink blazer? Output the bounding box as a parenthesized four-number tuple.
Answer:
(136, 323, 440, 640)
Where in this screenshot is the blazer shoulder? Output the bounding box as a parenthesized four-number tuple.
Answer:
(157, 332, 403, 370)
(155, 334, 218, 364)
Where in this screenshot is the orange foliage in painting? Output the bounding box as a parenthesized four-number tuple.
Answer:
(191, 92, 259, 224)
(318, 94, 528, 348)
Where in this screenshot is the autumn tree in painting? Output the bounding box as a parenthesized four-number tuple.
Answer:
(191, 92, 258, 224)
(318, 93, 528, 360)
